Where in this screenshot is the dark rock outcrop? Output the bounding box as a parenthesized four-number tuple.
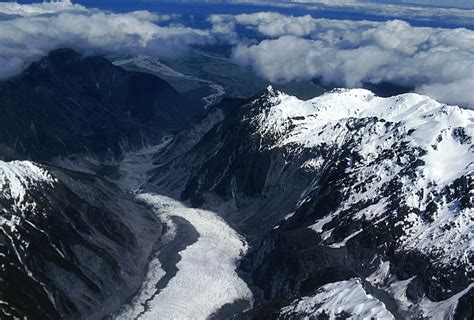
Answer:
(0, 161, 161, 319)
(0, 49, 199, 161)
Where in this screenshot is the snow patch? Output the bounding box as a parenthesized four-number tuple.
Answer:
(328, 229, 362, 248)
(280, 278, 394, 319)
(387, 277, 416, 311)
(422, 130, 472, 186)
(367, 260, 390, 287)
(309, 214, 333, 233)
(420, 284, 474, 320)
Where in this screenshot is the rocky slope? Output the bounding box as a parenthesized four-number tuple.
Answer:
(0, 50, 252, 320)
(150, 86, 473, 319)
(0, 49, 199, 162)
(0, 160, 161, 319)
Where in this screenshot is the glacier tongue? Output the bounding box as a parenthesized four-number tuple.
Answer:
(116, 143, 253, 320)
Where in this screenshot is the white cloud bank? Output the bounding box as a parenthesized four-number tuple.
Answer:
(210, 12, 474, 108)
(0, 0, 212, 79)
(1, 1, 472, 109)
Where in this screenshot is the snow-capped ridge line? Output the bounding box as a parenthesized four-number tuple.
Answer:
(251, 86, 473, 271)
(258, 86, 473, 123)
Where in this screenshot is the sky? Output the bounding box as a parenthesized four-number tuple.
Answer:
(147, 0, 474, 9)
(404, 0, 474, 8)
(0, 0, 473, 108)
(300, 0, 474, 9)
(14, 0, 474, 9)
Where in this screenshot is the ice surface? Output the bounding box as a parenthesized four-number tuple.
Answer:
(116, 194, 253, 320)
(116, 144, 252, 319)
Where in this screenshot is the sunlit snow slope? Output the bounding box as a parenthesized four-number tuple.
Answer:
(154, 86, 473, 319)
(280, 279, 394, 319)
(254, 87, 473, 318)
(256, 86, 473, 271)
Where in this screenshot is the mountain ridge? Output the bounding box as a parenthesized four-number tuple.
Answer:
(0, 159, 162, 319)
(0, 48, 200, 162)
(149, 85, 473, 319)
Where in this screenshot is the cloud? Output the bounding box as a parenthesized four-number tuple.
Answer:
(0, 1, 212, 79)
(212, 0, 474, 8)
(211, 12, 318, 37)
(2, 1, 472, 109)
(216, 13, 474, 108)
(0, 0, 81, 16)
(229, 0, 474, 30)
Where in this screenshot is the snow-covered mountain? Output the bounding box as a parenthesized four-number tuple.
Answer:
(0, 160, 161, 319)
(255, 86, 472, 272)
(0, 48, 472, 319)
(151, 86, 473, 319)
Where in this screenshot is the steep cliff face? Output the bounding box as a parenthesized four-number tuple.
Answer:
(150, 87, 473, 319)
(0, 49, 197, 162)
(0, 160, 161, 319)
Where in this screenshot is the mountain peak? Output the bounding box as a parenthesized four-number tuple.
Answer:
(247, 88, 473, 265)
(259, 84, 286, 100)
(46, 48, 81, 59)
(253, 88, 472, 137)
(0, 49, 192, 160)
(160, 85, 473, 318)
(266, 84, 276, 94)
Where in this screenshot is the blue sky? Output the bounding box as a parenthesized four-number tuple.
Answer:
(128, 0, 474, 9)
(13, 0, 474, 9)
(390, 0, 474, 8)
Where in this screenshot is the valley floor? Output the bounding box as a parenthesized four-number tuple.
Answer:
(115, 143, 253, 320)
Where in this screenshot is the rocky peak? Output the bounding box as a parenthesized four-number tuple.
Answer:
(152, 86, 473, 319)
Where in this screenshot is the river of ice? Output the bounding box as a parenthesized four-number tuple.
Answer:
(115, 141, 253, 320)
